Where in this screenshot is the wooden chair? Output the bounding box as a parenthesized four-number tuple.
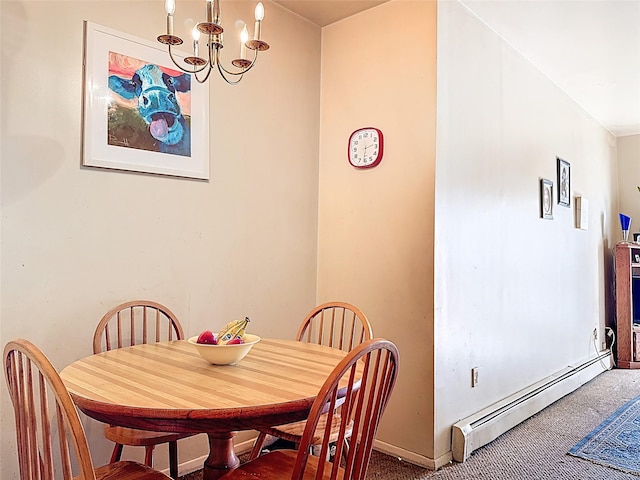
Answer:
(249, 301, 373, 460)
(222, 337, 399, 480)
(4, 338, 171, 480)
(92, 300, 197, 479)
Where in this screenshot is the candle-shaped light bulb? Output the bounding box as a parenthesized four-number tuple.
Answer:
(253, 2, 264, 40)
(240, 24, 248, 59)
(165, 0, 175, 35)
(165, 0, 175, 15)
(255, 2, 265, 21)
(192, 26, 200, 57)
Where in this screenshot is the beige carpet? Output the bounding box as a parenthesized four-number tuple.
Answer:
(180, 368, 640, 479)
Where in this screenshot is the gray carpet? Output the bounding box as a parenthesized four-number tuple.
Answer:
(567, 394, 640, 474)
(180, 368, 640, 479)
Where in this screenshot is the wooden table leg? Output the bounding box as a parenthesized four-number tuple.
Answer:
(203, 432, 240, 480)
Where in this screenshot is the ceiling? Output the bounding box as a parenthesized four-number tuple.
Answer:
(273, 1, 389, 27)
(273, 0, 640, 137)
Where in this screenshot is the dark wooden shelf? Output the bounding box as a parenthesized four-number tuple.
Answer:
(615, 243, 640, 369)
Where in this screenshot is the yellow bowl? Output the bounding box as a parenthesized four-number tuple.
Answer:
(188, 333, 261, 365)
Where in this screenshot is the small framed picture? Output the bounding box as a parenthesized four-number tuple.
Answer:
(557, 157, 570, 207)
(540, 178, 553, 219)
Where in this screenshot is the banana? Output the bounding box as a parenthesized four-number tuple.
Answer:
(218, 318, 244, 337)
(218, 317, 250, 345)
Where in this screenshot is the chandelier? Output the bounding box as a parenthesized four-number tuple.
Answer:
(157, 0, 269, 84)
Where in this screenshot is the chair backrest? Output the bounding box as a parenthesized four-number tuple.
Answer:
(296, 302, 373, 351)
(293, 338, 399, 480)
(93, 300, 184, 354)
(4, 339, 97, 480)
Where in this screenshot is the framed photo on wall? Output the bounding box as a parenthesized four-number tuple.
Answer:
(540, 178, 553, 219)
(82, 22, 210, 180)
(557, 157, 570, 206)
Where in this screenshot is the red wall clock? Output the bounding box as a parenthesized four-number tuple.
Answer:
(348, 127, 383, 168)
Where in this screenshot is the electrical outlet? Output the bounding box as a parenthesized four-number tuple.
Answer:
(593, 327, 598, 341)
(471, 367, 479, 388)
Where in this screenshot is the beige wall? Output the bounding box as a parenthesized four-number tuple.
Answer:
(435, 0, 618, 460)
(318, 0, 437, 465)
(617, 134, 640, 229)
(0, 1, 321, 477)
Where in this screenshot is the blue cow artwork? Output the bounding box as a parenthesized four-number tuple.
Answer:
(107, 53, 191, 157)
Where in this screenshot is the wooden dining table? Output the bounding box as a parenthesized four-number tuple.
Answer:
(60, 338, 350, 480)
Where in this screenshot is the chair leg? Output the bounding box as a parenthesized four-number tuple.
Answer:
(144, 445, 154, 467)
(249, 432, 269, 460)
(341, 438, 350, 461)
(110, 443, 124, 463)
(169, 441, 179, 479)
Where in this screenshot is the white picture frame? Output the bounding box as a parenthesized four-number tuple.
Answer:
(82, 21, 210, 180)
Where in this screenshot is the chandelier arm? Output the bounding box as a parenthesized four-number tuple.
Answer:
(168, 45, 210, 74)
(216, 62, 244, 85)
(217, 49, 259, 77)
(193, 66, 215, 84)
(209, 42, 220, 69)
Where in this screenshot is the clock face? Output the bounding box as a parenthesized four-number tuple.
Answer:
(348, 128, 383, 168)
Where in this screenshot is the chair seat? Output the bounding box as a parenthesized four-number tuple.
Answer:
(104, 425, 194, 446)
(220, 450, 344, 480)
(262, 414, 352, 446)
(94, 460, 172, 479)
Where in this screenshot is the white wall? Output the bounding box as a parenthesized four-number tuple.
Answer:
(435, 0, 618, 459)
(0, 1, 321, 477)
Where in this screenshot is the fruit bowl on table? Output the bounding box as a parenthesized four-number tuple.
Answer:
(187, 333, 261, 365)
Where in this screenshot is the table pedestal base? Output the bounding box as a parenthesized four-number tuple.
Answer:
(203, 432, 240, 480)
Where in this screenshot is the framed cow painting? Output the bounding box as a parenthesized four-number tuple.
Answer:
(82, 22, 210, 179)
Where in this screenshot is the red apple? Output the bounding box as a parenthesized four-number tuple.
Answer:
(226, 337, 244, 345)
(197, 330, 217, 345)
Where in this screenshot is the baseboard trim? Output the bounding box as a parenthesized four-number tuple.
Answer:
(451, 350, 612, 462)
(373, 439, 450, 470)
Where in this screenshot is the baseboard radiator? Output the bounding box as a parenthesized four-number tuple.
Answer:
(451, 350, 612, 462)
